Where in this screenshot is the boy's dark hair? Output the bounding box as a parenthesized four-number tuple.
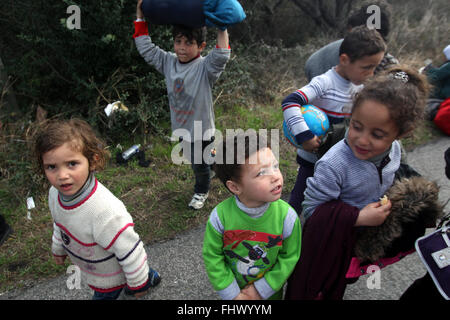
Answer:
(172, 25, 207, 46)
(339, 25, 386, 62)
(352, 65, 429, 137)
(347, 0, 392, 40)
(213, 132, 269, 192)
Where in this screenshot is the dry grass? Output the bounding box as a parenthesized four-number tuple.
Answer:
(388, 0, 450, 63)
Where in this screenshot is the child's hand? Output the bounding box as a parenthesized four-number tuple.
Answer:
(241, 284, 262, 300)
(216, 29, 229, 49)
(233, 292, 248, 300)
(54, 255, 66, 265)
(136, 0, 144, 20)
(301, 136, 321, 153)
(355, 200, 392, 226)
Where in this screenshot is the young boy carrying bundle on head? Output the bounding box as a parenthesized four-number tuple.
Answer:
(202, 132, 302, 300)
(133, 0, 231, 210)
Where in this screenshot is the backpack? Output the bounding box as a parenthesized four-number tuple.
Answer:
(415, 214, 450, 300)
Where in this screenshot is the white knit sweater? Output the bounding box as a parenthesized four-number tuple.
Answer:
(49, 179, 149, 292)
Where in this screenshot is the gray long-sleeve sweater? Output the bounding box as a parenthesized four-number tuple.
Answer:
(135, 33, 230, 142)
(302, 139, 401, 220)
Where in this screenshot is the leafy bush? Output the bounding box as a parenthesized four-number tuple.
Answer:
(0, 0, 172, 140)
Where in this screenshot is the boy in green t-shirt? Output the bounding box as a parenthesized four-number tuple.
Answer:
(202, 133, 302, 300)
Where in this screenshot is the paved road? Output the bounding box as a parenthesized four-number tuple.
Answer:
(1, 136, 449, 301)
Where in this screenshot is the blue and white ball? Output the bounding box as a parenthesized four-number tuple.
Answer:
(283, 105, 330, 149)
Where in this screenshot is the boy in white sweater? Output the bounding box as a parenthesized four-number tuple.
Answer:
(34, 118, 160, 300)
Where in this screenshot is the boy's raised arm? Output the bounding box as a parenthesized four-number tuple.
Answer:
(216, 29, 229, 49)
(136, 0, 144, 20)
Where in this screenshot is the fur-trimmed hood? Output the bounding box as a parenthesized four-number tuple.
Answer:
(354, 176, 444, 263)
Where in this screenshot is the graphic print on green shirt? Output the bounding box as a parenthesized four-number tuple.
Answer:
(223, 229, 283, 286)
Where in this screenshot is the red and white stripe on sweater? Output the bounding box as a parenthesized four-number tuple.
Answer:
(49, 180, 149, 292)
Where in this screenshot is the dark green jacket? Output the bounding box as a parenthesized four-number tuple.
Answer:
(427, 61, 450, 100)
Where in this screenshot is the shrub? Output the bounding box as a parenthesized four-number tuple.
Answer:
(0, 0, 172, 139)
